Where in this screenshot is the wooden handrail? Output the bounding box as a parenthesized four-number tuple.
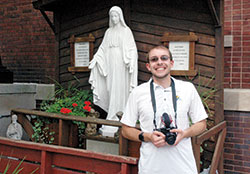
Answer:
(192, 120, 227, 174)
(0, 137, 138, 174)
(12, 108, 122, 127)
(210, 128, 226, 174)
(195, 121, 226, 144)
(12, 108, 124, 147)
(12, 108, 140, 145)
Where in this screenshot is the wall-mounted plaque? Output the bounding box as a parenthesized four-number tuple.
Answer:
(74, 42, 90, 67)
(68, 34, 95, 73)
(161, 32, 198, 76)
(169, 41, 190, 71)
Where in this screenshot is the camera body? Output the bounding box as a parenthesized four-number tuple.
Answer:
(155, 113, 177, 145)
(155, 127, 177, 145)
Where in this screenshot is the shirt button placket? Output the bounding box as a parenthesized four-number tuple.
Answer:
(164, 89, 167, 102)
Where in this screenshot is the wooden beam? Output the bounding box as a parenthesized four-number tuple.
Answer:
(207, 0, 220, 26)
(32, 0, 59, 10)
(214, 1, 225, 171)
(121, 163, 129, 174)
(214, 0, 224, 124)
(59, 119, 70, 146)
(41, 151, 52, 174)
(192, 137, 201, 173)
(40, 9, 55, 33)
(16, 113, 35, 141)
(119, 132, 129, 156)
(209, 128, 226, 174)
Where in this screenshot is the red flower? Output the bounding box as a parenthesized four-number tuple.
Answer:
(84, 101, 91, 106)
(72, 103, 78, 107)
(83, 105, 91, 112)
(60, 108, 72, 114)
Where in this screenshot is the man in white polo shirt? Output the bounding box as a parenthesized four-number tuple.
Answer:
(121, 45, 207, 174)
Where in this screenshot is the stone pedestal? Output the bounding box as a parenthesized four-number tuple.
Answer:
(86, 139, 119, 155)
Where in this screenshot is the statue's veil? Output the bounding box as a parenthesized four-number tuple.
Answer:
(109, 6, 127, 28)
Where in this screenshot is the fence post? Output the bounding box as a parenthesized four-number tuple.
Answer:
(121, 163, 129, 174)
(41, 150, 52, 174)
(59, 119, 70, 146)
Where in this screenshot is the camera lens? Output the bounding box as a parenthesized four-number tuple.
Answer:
(165, 133, 176, 145)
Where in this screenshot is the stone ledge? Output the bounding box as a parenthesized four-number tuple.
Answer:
(224, 88, 250, 112)
(0, 83, 36, 94)
(0, 83, 54, 116)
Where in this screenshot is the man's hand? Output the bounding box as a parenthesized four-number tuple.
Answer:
(150, 131, 167, 148)
(122, 124, 168, 148)
(170, 119, 207, 146)
(170, 128, 185, 146)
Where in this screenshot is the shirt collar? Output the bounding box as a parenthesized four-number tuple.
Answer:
(149, 77, 174, 91)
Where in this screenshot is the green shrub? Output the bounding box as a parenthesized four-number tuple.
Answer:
(32, 78, 93, 147)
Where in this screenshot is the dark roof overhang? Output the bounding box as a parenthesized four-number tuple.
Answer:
(32, 0, 62, 11)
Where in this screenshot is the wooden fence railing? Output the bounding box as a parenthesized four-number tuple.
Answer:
(192, 120, 227, 174)
(0, 136, 138, 174)
(11, 108, 123, 147)
(11, 108, 226, 174)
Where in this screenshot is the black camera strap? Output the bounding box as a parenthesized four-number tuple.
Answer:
(150, 78, 177, 130)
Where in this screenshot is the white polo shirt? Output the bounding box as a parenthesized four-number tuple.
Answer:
(121, 77, 208, 174)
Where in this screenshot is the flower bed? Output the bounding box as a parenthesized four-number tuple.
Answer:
(32, 82, 93, 147)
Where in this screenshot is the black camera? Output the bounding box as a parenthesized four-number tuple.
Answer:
(155, 113, 177, 145)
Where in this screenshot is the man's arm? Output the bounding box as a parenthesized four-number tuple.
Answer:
(121, 124, 141, 142)
(122, 124, 168, 148)
(171, 119, 207, 146)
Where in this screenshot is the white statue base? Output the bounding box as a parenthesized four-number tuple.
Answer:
(99, 125, 118, 137)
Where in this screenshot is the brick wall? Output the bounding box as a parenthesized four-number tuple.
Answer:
(224, 0, 250, 88)
(224, 111, 250, 174)
(224, 0, 250, 173)
(0, 0, 56, 83)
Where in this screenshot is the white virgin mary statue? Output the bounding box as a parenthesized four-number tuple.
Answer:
(89, 6, 138, 137)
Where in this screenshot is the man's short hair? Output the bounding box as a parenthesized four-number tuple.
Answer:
(147, 45, 173, 62)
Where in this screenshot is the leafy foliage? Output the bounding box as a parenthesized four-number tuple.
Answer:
(32, 78, 93, 146)
(186, 71, 219, 118)
(40, 89, 93, 117)
(32, 117, 55, 144)
(195, 74, 218, 117)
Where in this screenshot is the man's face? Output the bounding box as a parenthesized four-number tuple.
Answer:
(146, 48, 174, 80)
(110, 11, 120, 25)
